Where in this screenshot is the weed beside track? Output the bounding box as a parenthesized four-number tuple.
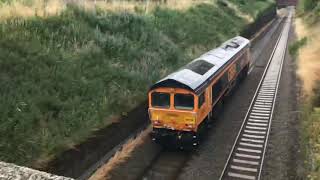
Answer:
(293, 0, 320, 178)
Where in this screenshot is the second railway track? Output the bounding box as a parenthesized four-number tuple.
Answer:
(219, 8, 293, 180)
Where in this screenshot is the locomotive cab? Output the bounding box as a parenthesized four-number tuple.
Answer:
(149, 88, 197, 131)
(148, 87, 201, 147)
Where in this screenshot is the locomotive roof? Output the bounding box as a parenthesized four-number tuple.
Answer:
(150, 36, 250, 94)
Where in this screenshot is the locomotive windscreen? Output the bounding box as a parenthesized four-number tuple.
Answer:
(151, 92, 170, 108)
(174, 94, 194, 110)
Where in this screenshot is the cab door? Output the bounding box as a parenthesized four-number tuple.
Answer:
(197, 90, 209, 126)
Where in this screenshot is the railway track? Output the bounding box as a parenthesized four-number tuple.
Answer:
(78, 10, 286, 180)
(135, 15, 286, 180)
(219, 8, 293, 180)
(140, 151, 189, 180)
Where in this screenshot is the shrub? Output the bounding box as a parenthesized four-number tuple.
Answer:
(289, 37, 308, 58)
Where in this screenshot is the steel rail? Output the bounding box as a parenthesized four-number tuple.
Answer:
(77, 12, 285, 180)
(219, 7, 293, 180)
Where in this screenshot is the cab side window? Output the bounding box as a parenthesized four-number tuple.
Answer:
(198, 92, 205, 108)
(212, 73, 228, 104)
(212, 81, 222, 102)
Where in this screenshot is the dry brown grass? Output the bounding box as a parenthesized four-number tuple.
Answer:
(0, 0, 66, 20)
(0, 0, 212, 20)
(295, 18, 320, 95)
(161, 0, 212, 10)
(89, 0, 212, 12)
(89, 126, 152, 180)
(223, 0, 253, 23)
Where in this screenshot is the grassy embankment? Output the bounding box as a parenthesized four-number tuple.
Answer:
(0, 0, 275, 167)
(0, 0, 213, 19)
(292, 0, 320, 179)
(227, 0, 275, 18)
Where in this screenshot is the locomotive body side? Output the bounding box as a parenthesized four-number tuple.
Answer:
(148, 36, 251, 148)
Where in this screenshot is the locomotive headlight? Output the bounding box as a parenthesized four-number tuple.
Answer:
(184, 116, 196, 124)
(153, 120, 162, 125)
(185, 114, 196, 130)
(149, 111, 159, 121)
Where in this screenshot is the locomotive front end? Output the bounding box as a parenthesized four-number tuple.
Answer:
(148, 88, 199, 148)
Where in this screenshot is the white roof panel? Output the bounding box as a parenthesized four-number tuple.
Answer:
(151, 36, 250, 94)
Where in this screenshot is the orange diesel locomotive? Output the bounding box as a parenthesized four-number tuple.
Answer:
(148, 36, 251, 147)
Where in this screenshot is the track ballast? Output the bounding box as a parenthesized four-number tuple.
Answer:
(219, 8, 293, 180)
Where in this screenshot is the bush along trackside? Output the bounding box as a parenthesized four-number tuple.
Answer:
(297, 0, 320, 24)
(296, 0, 320, 179)
(289, 37, 307, 58)
(0, 1, 275, 167)
(226, 0, 275, 19)
(302, 84, 320, 179)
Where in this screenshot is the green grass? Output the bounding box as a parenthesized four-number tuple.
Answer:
(297, 1, 320, 179)
(297, 0, 320, 24)
(0, 1, 275, 167)
(302, 84, 320, 179)
(226, 0, 275, 19)
(289, 37, 307, 58)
